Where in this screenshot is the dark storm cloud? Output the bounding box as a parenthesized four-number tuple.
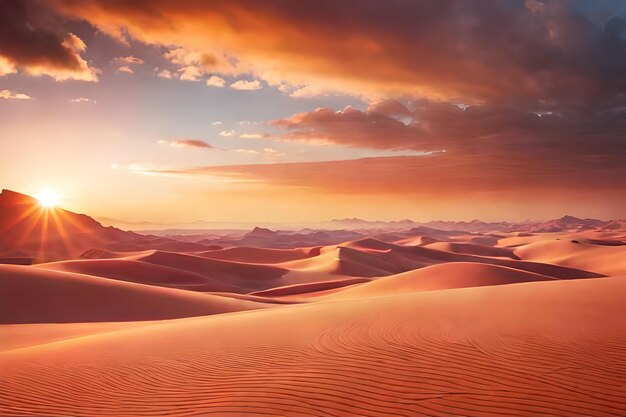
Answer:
(0, 0, 97, 80)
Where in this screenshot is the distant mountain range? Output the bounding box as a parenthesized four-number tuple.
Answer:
(0, 189, 208, 262)
(329, 215, 624, 233)
(100, 214, 624, 235)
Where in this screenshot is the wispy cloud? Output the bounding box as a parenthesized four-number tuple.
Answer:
(158, 139, 214, 149)
(111, 162, 254, 182)
(137, 153, 625, 201)
(239, 133, 267, 139)
(0, 89, 30, 100)
(230, 80, 262, 91)
(234, 148, 284, 156)
(114, 55, 144, 75)
(115, 55, 144, 65)
(219, 130, 235, 137)
(117, 65, 134, 74)
(70, 97, 96, 103)
(262, 148, 286, 157)
(110, 162, 165, 176)
(155, 68, 175, 79)
(206, 75, 226, 87)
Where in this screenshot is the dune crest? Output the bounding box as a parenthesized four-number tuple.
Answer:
(320, 262, 560, 300)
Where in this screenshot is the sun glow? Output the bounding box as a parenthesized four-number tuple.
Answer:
(36, 190, 61, 208)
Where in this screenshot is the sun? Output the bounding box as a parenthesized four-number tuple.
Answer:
(36, 190, 61, 208)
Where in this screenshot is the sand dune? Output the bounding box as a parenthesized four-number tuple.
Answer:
(279, 243, 426, 278)
(36, 258, 241, 292)
(497, 232, 565, 247)
(0, 265, 267, 323)
(204, 292, 303, 305)
(2, 277, 626, 416)
(362, 238, 603, 278)
(196, 246, 321, 263)
(79, 248, 148, 259)
(320, 262, 559, 300)
(250, 277, 370, 297)
(131, 250, 288, 292)
(394, 234, 441, 246)
(514, 239, 626, 276)
(425, 241, 520, 259)
(278, 238, 602, 285)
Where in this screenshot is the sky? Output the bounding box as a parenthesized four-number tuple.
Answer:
(0, 0, 625, 224)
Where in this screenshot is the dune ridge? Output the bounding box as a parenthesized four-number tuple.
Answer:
(36, 258, 242, 292)
(197, 246, 321, 263)
(319, 262, 561, 300)
(130, 250, 288, 292)
(514, 239, 626, 276)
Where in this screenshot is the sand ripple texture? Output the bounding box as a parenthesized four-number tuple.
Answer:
(2, 277, 626, 416)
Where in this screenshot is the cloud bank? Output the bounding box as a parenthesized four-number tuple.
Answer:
(0, 1, 98, 81)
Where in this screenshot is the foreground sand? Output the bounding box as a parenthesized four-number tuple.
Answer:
(2, 277, 626, 416)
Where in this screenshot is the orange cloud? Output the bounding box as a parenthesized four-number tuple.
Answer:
(50, 0, 626, 101)
(69, 97, 96, 103)
(162, 47, 232, 82)
(230, 80, 262, 91)
(159, 139, 214, 149)
(206, 76, 226, 87)
(0, 2, 98, 81)
(114, 55, 144, 65)
(140, 154, 626, 211)
(219, 130, 235, 137)
(0, 56, 17, 76)
(155, 69, 175, 79)
(117, 66, 134, 74)
(0, 90, 31, 100)
(239, 133, 267, 139)
(269, 100, 626, 173)
(272, 104, 428, 151)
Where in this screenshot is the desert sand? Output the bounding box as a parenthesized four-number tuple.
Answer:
(2, 278, 626, 416)
(0, 264, 268, 323)
(1, 189, 626, 416)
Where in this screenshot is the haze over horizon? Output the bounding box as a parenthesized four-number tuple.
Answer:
(3, 187, 622, 232)
(2, 0, 625, 223)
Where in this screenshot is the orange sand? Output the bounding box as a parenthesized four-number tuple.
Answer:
(2, 277, 626, 416)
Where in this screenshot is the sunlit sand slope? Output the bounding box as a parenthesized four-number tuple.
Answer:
(2, 277, 625, 416)
(318, 262, 560, 300)
(514, 239, 626, 276)
(196, 246, 321, 263)
(0, 321, 159, 353)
